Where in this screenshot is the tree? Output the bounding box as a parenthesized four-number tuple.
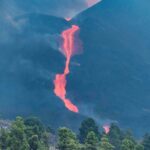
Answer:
(7, 116, 29, 150)
(0, 128, 9, 149)
(142, 133, 150, 150)
(135, 144, 144, 150)
(57, 127, 79, 150)
(79, 118, 100, 143)
(99, 135, 114, 150)
(79, 144, 86, 150)
(85, 131, 99, 150)
(108, 124, 123, 150)
(121, 138, 136, 150)
(24, 117, 49, 150)
(0, 116, 50, 150)
(24, 117, 44, 139)
(28, 135, 40, 150)
(123, 130, 136, 144)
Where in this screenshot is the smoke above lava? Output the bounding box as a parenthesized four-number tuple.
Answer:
(86, 0, 101, 7)
(0, 0, 102, 20)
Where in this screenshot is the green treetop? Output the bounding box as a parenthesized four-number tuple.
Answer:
(85, 131, 99, 150)
(121, 138, 136, 150)
(7, 116, 29, 150)
(99, 135, 114, 150)
(57, 127, 80, 150)
(79, 118, 100, 143)
(135, 144, 144, 150)
(108, 123, 123, 150)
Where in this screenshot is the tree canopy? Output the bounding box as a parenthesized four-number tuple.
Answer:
(79, 118, 100, 143)
(0, 117, 149, 150)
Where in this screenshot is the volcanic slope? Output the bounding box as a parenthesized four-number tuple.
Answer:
(70, 0, 150, 136)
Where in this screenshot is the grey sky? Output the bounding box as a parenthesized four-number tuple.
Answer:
(0, 0, 101, 19)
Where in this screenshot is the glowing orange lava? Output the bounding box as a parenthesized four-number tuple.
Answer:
(65, 17, 72, 21)
(53, 25, 79, 113)
(103, 125, 110, 134)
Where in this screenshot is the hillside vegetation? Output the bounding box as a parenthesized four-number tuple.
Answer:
(0, 117, 149, 150)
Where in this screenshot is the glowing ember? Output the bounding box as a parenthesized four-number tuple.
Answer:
(53, 25, 80, 113)
(65, 17, 72, 21)
(86, 0, 101, 7)
(103, 125, 110, 134)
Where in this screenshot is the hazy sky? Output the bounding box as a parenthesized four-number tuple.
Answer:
(0, 0, 101, 19)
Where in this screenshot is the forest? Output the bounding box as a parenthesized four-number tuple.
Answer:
(0, 117, 149, 150)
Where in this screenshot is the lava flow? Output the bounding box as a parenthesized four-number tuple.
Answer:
(53, 25, 80, 113)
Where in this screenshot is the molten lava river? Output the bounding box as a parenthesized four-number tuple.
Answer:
(53, 25, 80, 113)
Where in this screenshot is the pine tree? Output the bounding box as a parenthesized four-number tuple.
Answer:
(121, 138, 136, 150)
(142, 133, 150, 150)
(79, 118, 100, 143)
(57, 127, 80, 150)
(108, 123, 123, 150)
(0, 128, 9, 149)
(24, 117, 50, 150)
(99, 135, 114, 150)
(85, 131, 99, 150)
(7, 116, 29, 150)
(135, 144, 144, 150)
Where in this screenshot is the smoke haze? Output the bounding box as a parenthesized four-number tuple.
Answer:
(0, 0, 101, 19)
